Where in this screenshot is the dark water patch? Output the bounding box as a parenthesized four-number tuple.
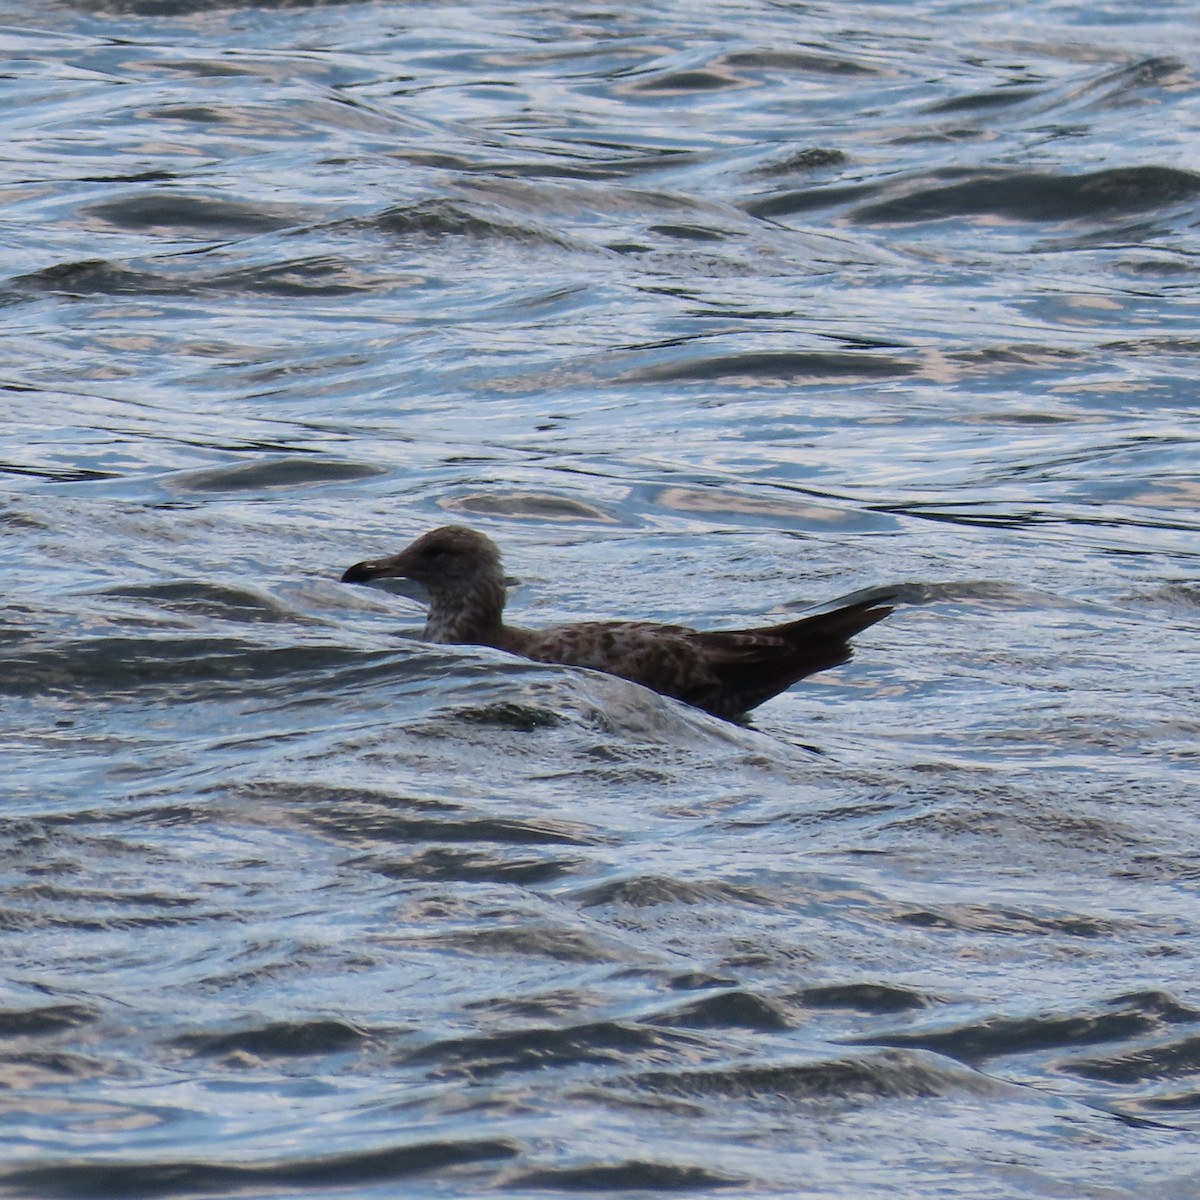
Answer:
(103, 581, 296, 624)
(747, 146, 849, 178)
(470, 659, 702, 742)
(374, 199, 580, 251)
(950, 342, 1087, 370)
(1036, 218, 1189, 252)
(440, 491, 617, 523)
(793, 982, 939, 1013)
(0, 907, 216, 934)
(447, 702, 569, 732)
(1126, 1089, 1200, 1116)
(173, 1018, 369, 1060)
(882, 792, 1144, 854)
(1123, 582, 1200, 614)
(891, 902, 1126, 938)
(0, 1138, 519, 1199)
(743, 181, 878, 219)
(1061, 55, 1192, 112)
(496, 149, 708, 184)
(632, 1047, 1011, 1106)
(0, 1049, 103, 1082)
(867, 502, 1046, 531)
(11, 260, 176, 298)
(199, 257, 385, 297)
(575, 875, 768, 909)
(149, 104, 226, 123)
(647, 222, 727, 242)
(645, 989, 790, 1033)
(1064, 1032, 1200, 1085)
(423, 923, 627, 964)
(9, 255, 381, 300)
(513, 1160, 743, 1192)
(81, 0, 372, 13)
(0, 1003, 99, 1038)
(224, 781, 463, 818)
(355, 846, 579, 885)
(1116, 852, 1200, 884)
(857, 992, 1200, 1067)
(0, 637, 383, 698)
(81, 170, 177, 185)
(300, 798, 605, 849)
(405, 1020, 689, 1080)
(0, 459, 117, 483)
(0, 501, 52, 531)
(625, 69, 747, 95)
(85, 193, 299, 237)
(464, 988, 600, 1023)
(964, 409, 1087, 427)
(724, 50, 882, 77)
(622, 349, 917, 385)
(925, 87, 1044, 114)
(171, 457, 384, 493)
(668, 973, 740, 992)
(9, 883, 201, 911)
(34, 802, 212, 831)
(851, 165, 1200, 225)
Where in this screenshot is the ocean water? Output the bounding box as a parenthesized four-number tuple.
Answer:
(2, 1, 1199, 1196)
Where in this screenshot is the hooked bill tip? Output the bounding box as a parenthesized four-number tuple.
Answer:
(341, 561, 379, 584)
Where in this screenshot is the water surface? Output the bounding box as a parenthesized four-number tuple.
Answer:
(2, 1, 1199, 1197)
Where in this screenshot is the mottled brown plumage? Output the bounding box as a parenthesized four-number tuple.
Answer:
(341, 526, 893, 720)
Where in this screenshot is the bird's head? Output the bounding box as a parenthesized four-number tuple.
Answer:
(341, 525, 503, 597)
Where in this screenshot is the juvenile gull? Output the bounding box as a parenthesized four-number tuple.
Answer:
(341, 526, 893, 720)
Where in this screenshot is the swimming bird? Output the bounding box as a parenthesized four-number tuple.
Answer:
(341, 525, 893, 720)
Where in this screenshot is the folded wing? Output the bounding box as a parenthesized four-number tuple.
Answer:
(511, 598, 893, 720)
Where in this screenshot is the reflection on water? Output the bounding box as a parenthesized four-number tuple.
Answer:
(1, 1, 1199, 1197)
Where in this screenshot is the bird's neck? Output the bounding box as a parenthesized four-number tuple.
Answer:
(423, 574, 506, 645)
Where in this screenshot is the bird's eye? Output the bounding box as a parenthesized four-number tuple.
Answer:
(422, 545, 446, 560)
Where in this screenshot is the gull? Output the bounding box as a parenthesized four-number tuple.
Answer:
(341, 525, 892, 720)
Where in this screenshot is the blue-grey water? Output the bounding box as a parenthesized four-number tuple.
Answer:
(2, 1, 1199, 1197)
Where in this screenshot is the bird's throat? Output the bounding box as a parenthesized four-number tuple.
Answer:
(422, 577, 506, 645)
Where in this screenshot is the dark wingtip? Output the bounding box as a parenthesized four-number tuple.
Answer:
(832, 600, 894, 641)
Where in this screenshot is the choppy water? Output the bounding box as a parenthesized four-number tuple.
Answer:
(2, 1, 1199, 1196)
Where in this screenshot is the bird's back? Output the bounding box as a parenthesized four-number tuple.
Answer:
(501, 598, 892, 719)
